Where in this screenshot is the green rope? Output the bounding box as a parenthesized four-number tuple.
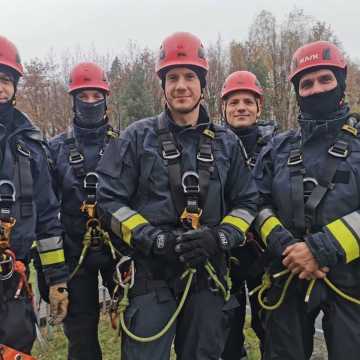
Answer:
(118, 268, 196, 343)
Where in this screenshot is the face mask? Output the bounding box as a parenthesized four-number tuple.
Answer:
(74, 98, 107, 128)
(297, 85, 343, 118)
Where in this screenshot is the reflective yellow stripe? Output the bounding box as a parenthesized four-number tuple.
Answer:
(39, 249, 65, 266)
(121, 213, 148, 246)
(222, 215, 249, 234)
(327, 219, 360, 263)
(260, 216, 281, 245)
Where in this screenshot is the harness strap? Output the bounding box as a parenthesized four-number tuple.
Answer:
(157, 113, 183, 215)
(156, 113, 215, 217)
(288, 139, 306, 236)
(304, 125, 356, 227)
(64, 128, 86, 178)
(16, 141, 33, 218)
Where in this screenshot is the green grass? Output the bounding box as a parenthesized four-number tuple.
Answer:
(30, 262, 261, 359)
(32, 315, 261, 359)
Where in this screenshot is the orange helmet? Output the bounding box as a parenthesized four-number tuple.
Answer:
(221, 71, 263, 102)
(0, 35, 23, 76)
(155, 32, 209, 77)
(68, 62, 109, 94)
(289, 41, 346, 82)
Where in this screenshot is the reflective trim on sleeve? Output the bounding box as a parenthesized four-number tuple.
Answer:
(111, 206, 137, 238)
(260, 216, 282, 245)
(39, 249, 65, 266)
(121, 214, 149, 246)
(255, 207, 275, 233)
(221, 215, 250, 234)
(326, 218, 360, 263)
(36, 236, 63, 253)
(228, 209, 255, 225)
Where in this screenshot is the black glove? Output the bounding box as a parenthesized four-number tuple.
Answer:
(152, 231, 178, 263)
(175, 227, 228, 266)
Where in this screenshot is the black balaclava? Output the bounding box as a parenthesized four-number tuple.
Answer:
(0, 65, 19, 114)
(231, 125, 258, 155)
(293, 66, 346, 118)
(160, 65, 206, 114)
(73, 90, 107, 129)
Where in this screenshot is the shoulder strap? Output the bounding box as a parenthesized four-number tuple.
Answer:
(157, 114, 184, 216)
(287, 135, 306, 236)
(304, 124, 357, 227)
(64, 128, 86, 178)
(156, 114, 216, 218)
(14, 139, 33, 218)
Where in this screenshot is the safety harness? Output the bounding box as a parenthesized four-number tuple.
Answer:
(65, 126, 122, 280)
(288, 123, 356, 236)
(0, 138, 34, 301)
(251, 122, 360, 309)
(110, 113, 233, 352)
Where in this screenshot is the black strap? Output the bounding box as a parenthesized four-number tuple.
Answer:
(304, 125, 355, 227)
(157, 114, 215, 216)
(16, 141, 33, 218)
(157, 114, 184, 215)
(288, 124, 357, 235)
(64, 128, 86, 178)
(197, 128, 215, 209)
(287, 140, 306, 236)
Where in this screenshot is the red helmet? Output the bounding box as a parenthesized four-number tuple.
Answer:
(155, 32, 209, 76)
(0, 35, 23, 76)
(68, 62, 109, 94)
(289, 41, 346, 82)
(221, 71, 263, 101)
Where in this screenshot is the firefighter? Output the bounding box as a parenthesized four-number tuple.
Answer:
(48, 62, 122, 360)
(0, 35, 68, 355)
(254, 40, 360, 359)
(96, 32, 258, 360)
(221, 71, 275, 359)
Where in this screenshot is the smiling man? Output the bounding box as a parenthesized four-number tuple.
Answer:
(221, 71, 276, 360)
(255, 41, 360, 359)
(96, 32, 258, 360)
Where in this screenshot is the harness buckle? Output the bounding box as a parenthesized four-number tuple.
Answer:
(69, 152, 84, 164)
(16, 143, 31, 157)
(181, 171, 200, 194)
(287, 150, 303, 166)
(161, 140, 181, 160)
(197, 151, 214, 163)
(0, 180, 16, 203)
(180, 209, 202, 230)
(83, 172, 99, 191)
(247, 156, 257, 168)
(303, 177, 319, 201)
(328, 141, 349, 158)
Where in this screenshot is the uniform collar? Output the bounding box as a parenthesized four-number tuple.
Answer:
(165, 104, 211, 134)
(298, 105, 350, 143)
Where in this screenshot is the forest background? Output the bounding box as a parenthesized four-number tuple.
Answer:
(16, 8, 360, 136)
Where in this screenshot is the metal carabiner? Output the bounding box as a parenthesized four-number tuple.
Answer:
(0, 252, 15, 281)
(115, 256, 135, 289)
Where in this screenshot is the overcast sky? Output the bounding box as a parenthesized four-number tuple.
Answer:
(2, 0, 360, 64)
